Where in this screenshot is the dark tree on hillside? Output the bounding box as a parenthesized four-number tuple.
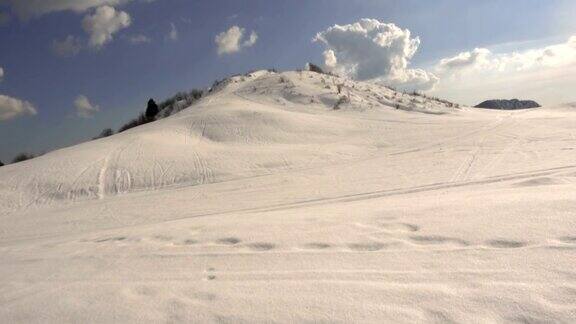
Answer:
(145, 98, 159, 119)
(307, 63, 325, 74)
(12, 153, 35, 163)
(0, 160, 4, 167)
(93, 128, 114, 140)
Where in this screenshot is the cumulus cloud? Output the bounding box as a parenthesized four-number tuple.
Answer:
(167, 23, 178, 41)
(82, 5, 131, 49)
(313, 18, 438, 91)
(387, 68, 439, 92)
(436, 36, 576, 76)
(0, 94, 37, 121)
(128, 34, 151, 44)
(437, 48, 491, 72)
(74, 95, 100, 118)
(323, 50, 338, 68)
(215, 26, 258, 55)
(430, 35, 576, 105)
(51, 35, 83, 57)
(0, 0, 138, 19)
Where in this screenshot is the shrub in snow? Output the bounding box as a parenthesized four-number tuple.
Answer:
(12, 153, 35, 164)
(118, 113, 150, 133)
(93, 128, 114, 140)
(305, 63, 325, 74)
(156, 89, 204, 118)
(334, 95, 350, 110)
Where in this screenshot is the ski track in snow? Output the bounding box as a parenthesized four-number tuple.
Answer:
(97, 156, 110, 199)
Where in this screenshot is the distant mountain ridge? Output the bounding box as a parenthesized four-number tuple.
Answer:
(475, 99, 541, 110)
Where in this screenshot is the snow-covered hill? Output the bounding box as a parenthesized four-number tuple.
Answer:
(1, 70, 576, 323)
(0, 70, 459, 213)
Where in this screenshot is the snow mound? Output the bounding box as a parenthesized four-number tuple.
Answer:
(0, 70, 460, 212)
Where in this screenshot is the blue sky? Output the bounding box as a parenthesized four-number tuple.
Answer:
(1, 0, 575, 162)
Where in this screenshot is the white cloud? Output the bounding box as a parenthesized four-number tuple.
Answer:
(0, 0, 141, 19)
(243, 31, 258, 47)
(82, 5, 131, 49)
(167, 22, 178, 41)
(0, 94, 37, 121)
(313, 18, 438, 91)
(0, 67, 4, 81)
(128, 34, 151, 44)
(437, 48, 491, 72)
(323, 50, 337, 68)
(431, 35, 576, 105)
(215, 26, 258, 55)
(74, 95, 100, 118)
(387, 68, 439, 92)
(436, 36, 576, 76)
(51, 35, 83, 57)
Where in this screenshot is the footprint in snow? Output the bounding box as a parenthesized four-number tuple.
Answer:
(181, 239, 199, 245)
(347, 242, 387, 252)
(216, 237, 241, 245)
(377, 222, 420, 233)
(205, 267, 216, 281)
(301, 242, 332, 250)
(245, 242, 276, 251)
(409, 235, 470, 247)
(485, 239, 527, 249)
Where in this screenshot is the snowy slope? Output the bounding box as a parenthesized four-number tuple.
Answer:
(1, 70, 576, 323)
(0, 70, 459, 214)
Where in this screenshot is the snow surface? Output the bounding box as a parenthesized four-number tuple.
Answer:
(1, 70, 576, 323)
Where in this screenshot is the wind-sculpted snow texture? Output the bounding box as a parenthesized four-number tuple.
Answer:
(1, 70, 576, 323)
